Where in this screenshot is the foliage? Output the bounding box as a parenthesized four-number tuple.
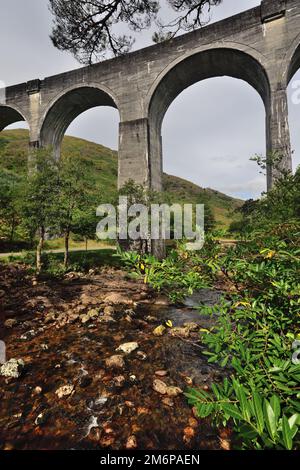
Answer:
(116, 244, 211, 303)
(0, 169, 24, 242)
(49, 0, 222, 64)
(21, 149, 60, 273)
(186, 226, 300, 448)
(0, 130, 240, 234)
(56, 153, 100, 267)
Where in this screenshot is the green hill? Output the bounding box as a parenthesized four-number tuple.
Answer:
(0, 129, 242, 227)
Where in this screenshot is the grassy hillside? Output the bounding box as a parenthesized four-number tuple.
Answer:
(0, 129, 242, 227)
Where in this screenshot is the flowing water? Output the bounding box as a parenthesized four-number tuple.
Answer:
(0, 283, 226, 450)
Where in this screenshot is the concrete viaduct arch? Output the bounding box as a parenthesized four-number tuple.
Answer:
(39, 84, 119, 160)
(1, 0, 300, 203)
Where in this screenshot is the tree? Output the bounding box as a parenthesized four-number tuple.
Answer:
(21, 149, 60, 274)
(0, 169, 24, 243)
(57, 153, 98, 268)
(49, 0, 222, 64)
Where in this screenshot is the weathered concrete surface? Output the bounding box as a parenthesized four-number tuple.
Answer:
(1, 0, 300, 192)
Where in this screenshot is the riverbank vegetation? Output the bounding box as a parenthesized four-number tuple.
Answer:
(120, 159, 300, 449)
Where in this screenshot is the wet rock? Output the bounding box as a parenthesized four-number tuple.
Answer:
(155, 370, 168, 377)
(55, 384, 74, 398)
(20, 330, 36, 341)
(125, 401, 135, 408)
(103, 306, 115, 316)
(166, 386, 183, 397)
(189, 417, 198, 429)
(169, 327, 190, 338)
(162, 397, 174, 407)
(32, 386, 43, 396)
(100, 436, 115, 447)
(4, 318, 17, 329)
(184, 322, 199, 332)
(44, 312, 56, 324)
(103, 293, 133, 305)
(80, 293, 99, 306)
(68, 312, 79, 323)
(0, 359, 24, 378)
(105, 355, 125, 370)
(3, 443, 14, 451)
(116, 342, 139, 355)
(183, 426, 195, 442)
(153, 379, 168, 395)
(87, 308, 100, 319)
(88, 427, 102, 442)
(88, 396, 108, 411)
(129, 374, 138, 384)
(99, 315, 115, 323)
(35, 411, 49, 426)
(153, 296, 170, 306)
(112, 375, 126, 388)
(184, 376, 193, 386)
(137, 407, 150, 415)
(145, 315, 157, 323)
(136, 351, 147, 361)
(153, 325, 166, 336)
(126, 435, 137, 449)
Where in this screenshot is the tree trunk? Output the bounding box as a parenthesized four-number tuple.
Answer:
(64, 231, 70, 268)
(9, 221, 15, 243)
(36, 226, 45, 275)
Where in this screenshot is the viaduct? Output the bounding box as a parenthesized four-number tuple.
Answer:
(0, 0, 299, 194)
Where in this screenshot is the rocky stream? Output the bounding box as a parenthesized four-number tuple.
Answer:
(0, 264, 231, 450)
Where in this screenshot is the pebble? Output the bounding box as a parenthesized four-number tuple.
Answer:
(126, 435, 137, 449)
(162, 397, 174, 407)
(103, 306, 115, 316)
(155, 370, 168, 377)
(136, 351, 147, 361)
(4, 319, 17, 329)
(152, 379, 168, 395)
(0, 359, 24, 378)
(105, 355, 125, 370)
(55, 384, 74, 398)
(153, 325, 166, 336)
(166, 386, 183, 397)
(112, 375, 126, 388)
(116, 342, 139, 355)
(32, 386, 43, 396)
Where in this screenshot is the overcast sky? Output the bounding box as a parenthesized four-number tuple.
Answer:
(1, 0, 300, 199)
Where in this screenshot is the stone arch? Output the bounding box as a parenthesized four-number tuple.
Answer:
(0, 104, 29, 131)
(282, 34, 300, 86)
(146, 46, 271, 190)
(39, 84, 120, 159)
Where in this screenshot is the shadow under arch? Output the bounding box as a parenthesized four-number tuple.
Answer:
(0, 104, 28, 131)
(285, 39, 300, 86)
(40, 85, 120, 159)
(147, 47, 271, 189)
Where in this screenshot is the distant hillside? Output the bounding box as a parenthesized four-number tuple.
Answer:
(0, 129, 242, 227)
